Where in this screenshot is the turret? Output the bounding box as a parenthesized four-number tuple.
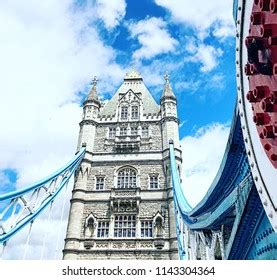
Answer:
(77, 76, 100, 152)
(160, 74, 179, 149)
(160, 74, 180, 258)
(83, 76, 101, 120)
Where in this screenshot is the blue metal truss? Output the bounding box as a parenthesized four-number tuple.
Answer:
(0, 148, 85, 244)
(169, 107, 277, 259)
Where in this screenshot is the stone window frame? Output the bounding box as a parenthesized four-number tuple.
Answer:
(97, 221, 110, 238)
(120, 127, 127, 136)
(141, 126, 149, 138)
(130, 126, 138, 136)
(117, 166, 137, 189)
(120, 106, 128, 120)
(131, 105, 139, 120)
(114, 215, 136, 238)
(95, 176, 105, 190)
(153, 213, 164, 238)
(84, 213, 97, 238)
(149, 173, 159, 189)
(109, 127, 116, 138)
(140, 220, 153, 238)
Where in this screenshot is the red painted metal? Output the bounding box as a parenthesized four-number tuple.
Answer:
(245, 0, 277, 167)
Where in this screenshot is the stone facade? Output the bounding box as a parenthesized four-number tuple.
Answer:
(63, 71, 182, 260)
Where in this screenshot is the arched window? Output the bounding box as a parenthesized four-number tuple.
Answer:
(85, 216, 96, 237)
(117, 167, 137, 188)
(154, 217, 163, 237)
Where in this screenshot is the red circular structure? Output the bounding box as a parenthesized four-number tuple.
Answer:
(245, 0, 277, 168)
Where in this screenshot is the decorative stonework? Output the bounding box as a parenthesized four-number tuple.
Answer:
(64, 70, 180, 260)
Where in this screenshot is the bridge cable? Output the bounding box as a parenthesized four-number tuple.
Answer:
(54, 179, 70, 260)
(23, 221, 34, 260)
(40, 200, 54, 260)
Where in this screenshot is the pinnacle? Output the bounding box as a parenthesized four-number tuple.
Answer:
(161, 73, 176, 100)
(86, 76, 99, 102)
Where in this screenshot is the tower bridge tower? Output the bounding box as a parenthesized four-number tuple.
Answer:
(63, 69, 182, 260)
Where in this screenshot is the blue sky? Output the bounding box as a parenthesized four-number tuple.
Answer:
(0, 0, 235, 259)
(91, 0, 236, 138)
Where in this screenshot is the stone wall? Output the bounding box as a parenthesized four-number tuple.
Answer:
(86, 161, 166, 191)
(93, 122, 163, 154)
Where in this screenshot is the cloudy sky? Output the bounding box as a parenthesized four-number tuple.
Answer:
(0, 0, 236, 259)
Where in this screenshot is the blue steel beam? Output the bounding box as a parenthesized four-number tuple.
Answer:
(0, 148, 85, 244)
(0, 149, 85, 202)
(188, 175, 252, 230)
(188, 110, 249, 219)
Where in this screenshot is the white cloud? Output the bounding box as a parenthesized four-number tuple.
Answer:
(213, 22, 235, 40)
(154, 0, 235, 40)
(0, 0, 125, 259)
(0, 171, 10, 186)
(175, 80, 201, 94)
(209, 74, 225, 89)
(95, 0, 126, 29)
(0, 0, 124, 185)
(185, 41, 223, 72)
(180, 123, 230, 207)
(128, 17, 178, 60)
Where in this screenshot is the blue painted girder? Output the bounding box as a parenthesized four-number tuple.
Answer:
(0, 148, 85, 244)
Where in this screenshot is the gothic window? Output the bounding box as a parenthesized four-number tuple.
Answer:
(114, 215, 136, 237)
(121, 106, 128, 120)
(142, 126, 149, 137)
(120, 127, 127, 136)
(97, 221, 109, 238)
(85, 216, 96, 237)
(131, 106, 139, 119)
(149, 175, 159, 189)
(95, 177, 105, 190)
(109, 127, 116, 138)
(141, 221, 153, 238)
(131, 127, 138, 136)
(154, 216, 163, 238)
(117, 167, 137, 189)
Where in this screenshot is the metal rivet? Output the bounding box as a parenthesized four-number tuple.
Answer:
(268, 212, 273, 218)
(263, 200, 268, 206)
(255, 176, 258, 181)
(258, 188, 262, 193)
(245, 137, 248, 142)
(251, 162, 254, 168)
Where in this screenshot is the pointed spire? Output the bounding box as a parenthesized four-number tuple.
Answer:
(86, 76, 99, 102)
(161, 73, 176, 100)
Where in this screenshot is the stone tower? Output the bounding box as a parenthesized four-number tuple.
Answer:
(63, 70, 182, 260)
